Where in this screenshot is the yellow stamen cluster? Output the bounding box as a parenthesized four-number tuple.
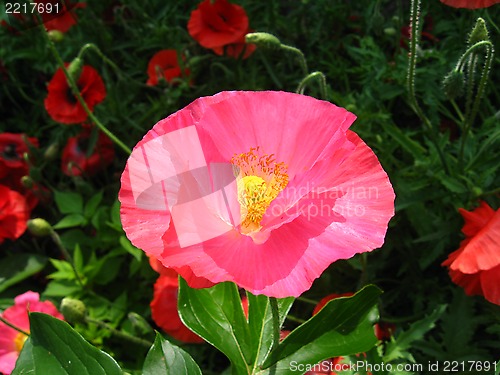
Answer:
(231, 147, 288, 234)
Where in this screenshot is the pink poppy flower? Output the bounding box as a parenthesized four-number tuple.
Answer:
(440, 0, 500, 8)
(442, 201, 500, 305)
(119, 91, 395, 298)
(0, 291, 64, 375)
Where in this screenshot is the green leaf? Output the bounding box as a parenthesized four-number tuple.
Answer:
(12, 313, 122, 375)
(246, 292, 294, 369)
(142, 333, 202, 375)
(0, 254, 47, 293)
(178, 278, 252, 375)
(384, 305, 446, 362)
(260, 285, 382, 374)
(53, 214, 87, 229)
(383, 121, 426, 159)
(119, 235, 143, 262)
(84, 191, 104, 219)
(54, 191, 84, 215)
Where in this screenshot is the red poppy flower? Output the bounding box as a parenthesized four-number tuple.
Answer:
(0, 133, 38, 192)
(146, 50, 190, 86)
(61, 126, 115, 177)
(150, 272, 204, 344)
(0, 185, 29, 245)
(440, 0, 500, 8)
(41, 0, 86, 33)
(44, 65, 106, 125)
(442, 201, 500, 305)
(188, 0, 249, 49)
(212, 29, 256, 59)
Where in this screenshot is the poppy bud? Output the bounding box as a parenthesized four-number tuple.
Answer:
(245, 32, 281, 49)
(468, 18, 489, 46)
(67, 57, 83, 83)
(44, 142, 59, 161)
(60, 298, 87, 324)
(21, 175, 34, 189)
(47, 30, 64, 43)
(442, 70, 465, 100)
(27, 218, 53, 237)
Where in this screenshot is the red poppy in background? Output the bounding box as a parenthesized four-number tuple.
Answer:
(440, 0, 500, 8)
(312, 293, 354, 316)
(0, 133, 38, 192)
(146, 50, 190, 86)
(45, 65, 106, 124)
(442, 201, 500, 305)
(41, 0, 87, 33)
(61, 126, 115, 176)
(188, 0, 249, 49)
(1, 1, 85, 34)
(150, 271, 204, 344)
(0, 185, 29, 245)
(212, 29, 256, 59)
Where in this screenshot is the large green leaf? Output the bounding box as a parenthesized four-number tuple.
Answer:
(0, 254, 47, 293)
(12, 313, 122, 375)
(142, 333, 202, 375)
(178, 278, 252, 375)
(260, 285, 382, 374)
(53, 191, 83, 215)
(246, 292, 294, 371)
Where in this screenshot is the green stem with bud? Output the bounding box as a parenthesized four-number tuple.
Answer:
(31, 3, 131, 155)
(458, 42, 494, 168)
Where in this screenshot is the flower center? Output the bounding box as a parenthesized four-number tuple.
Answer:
(231, 147, 288, 235)
(14, 332, 28, 353)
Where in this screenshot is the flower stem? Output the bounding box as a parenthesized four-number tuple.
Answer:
(0, 315, 30, 336)
(296, 71, 328, 99)
(407, 0, 450, 175)
(280, 44, 308, 76)
(85, 316, 152, 349)
(49, 228, 85, 289)
(459, 42, 494, 168)
(31, 4, 132, 155)
(77, 43, 121, 77)
(269, 297, 281, 352)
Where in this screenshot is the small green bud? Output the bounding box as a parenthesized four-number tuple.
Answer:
(67, 57, 83, 83)
(442, 70, 465, 100)
(60, 298, 87, 324)
(44, 143, 59, 161)
(384, 27, 397, 36)
(472, 187, 483, 197)
(21, 175, 34, 189)
(245, 32, 281, 49)
(47, 30, 64, 43)
(27, 218, 53, 237)
(468, 18, 489, 46)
